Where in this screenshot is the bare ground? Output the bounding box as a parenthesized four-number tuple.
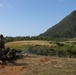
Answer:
(0, 61, 27, 75)
(0, 55, 76, 75)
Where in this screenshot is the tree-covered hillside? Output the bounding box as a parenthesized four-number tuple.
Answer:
(40, 10, 76, 38)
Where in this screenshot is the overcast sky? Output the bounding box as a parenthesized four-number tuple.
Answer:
(0, 0, 76, 37)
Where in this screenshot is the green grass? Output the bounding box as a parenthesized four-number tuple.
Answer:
(6, 44, 29, 50)
(5, 40, 50, 50)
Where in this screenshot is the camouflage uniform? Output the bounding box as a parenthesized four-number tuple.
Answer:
(0, 34, 5, 51)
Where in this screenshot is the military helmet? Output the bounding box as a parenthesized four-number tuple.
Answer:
(0, 34, 3, 38)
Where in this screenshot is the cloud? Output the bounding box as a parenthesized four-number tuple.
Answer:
(0, 3, 4, 7)
(0, 2, 12, 8)
(4, 2, 12, 8)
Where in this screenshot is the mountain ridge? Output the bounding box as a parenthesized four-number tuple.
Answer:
(39, 10, 76, 38)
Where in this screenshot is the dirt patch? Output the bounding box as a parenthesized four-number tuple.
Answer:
(0, 62, 27, 75)
(0, 55, 67, 75)
(39, 58, 50, 62)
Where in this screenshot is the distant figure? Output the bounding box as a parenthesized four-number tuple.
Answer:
(0, 34, 5, 51)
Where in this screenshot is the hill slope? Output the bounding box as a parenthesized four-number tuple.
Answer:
(40, 10, 76, 38)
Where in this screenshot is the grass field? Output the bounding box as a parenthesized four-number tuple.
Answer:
(4, 40, 76, 75)
(20, 55, 76, 75)
(5, 40, 76, 49)
(5, 40, 51, 50)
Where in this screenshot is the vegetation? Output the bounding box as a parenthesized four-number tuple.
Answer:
(28, 42, 76, 58)
(4, 36, 52, 43)
(5, 40, 76, 58)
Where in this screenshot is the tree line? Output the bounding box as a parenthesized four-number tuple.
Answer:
(4, 36, 53, 42)
(4, 36, 69, 43)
